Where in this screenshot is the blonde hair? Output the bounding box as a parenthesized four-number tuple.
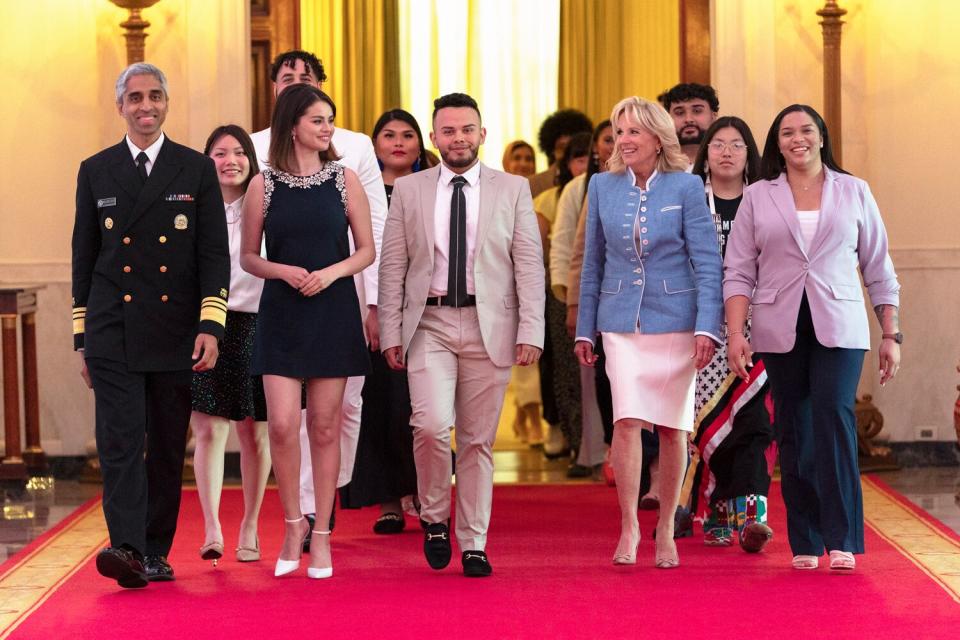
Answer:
(606, 96, 688, 174)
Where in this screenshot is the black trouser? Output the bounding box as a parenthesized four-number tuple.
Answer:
(708, 381, 774, 501)
(86, 358, 192, 557)
(760, 295, 865, 555)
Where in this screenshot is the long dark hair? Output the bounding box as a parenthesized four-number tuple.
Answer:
(269, 84, 340, 173)
(580, 119, 612, 208)
(692, 116, 762, 186)
(371, 109, 429, 173)
(556, 131, 592, 196)
(203, 125, 259, 194)
(759, 104, 848, 180)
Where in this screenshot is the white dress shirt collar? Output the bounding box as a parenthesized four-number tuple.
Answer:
(125, 132, 165, 175)
(439, 161, 481, 188)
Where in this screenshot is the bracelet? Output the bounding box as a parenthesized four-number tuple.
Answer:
(727, 329, 744, 336)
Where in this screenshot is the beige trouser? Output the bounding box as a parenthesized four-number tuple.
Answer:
(407, 306, 512, 551)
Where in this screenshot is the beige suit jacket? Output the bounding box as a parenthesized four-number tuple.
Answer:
(378, 162, 545, 368)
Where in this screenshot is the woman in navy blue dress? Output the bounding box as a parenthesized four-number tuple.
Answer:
(240, 84, 373, 579)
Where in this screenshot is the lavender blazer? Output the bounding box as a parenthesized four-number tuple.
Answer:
(723, 169, 900, 353)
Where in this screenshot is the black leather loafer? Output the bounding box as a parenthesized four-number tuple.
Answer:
(423, 521, 452, 570)
(373, 512, 405, 534)
(461, 550, 492, 577)
(96, 547, 148, 589)
(143, 555, 175, 582)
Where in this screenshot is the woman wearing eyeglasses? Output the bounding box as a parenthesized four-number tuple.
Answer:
(687, 117, 776, 554)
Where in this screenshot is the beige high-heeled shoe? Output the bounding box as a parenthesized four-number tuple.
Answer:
(199, 540, 224, 566)
(655, 539, 679, 569)
(612, 531, 640, 565)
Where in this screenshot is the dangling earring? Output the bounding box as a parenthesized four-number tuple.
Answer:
(656, 147, 662, 155)
(412, 158, 421, 173)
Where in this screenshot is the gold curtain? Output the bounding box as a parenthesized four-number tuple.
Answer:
(399, 0, 560, 169)
(559, 0, 680, 124)
(301, 0, 401, 135)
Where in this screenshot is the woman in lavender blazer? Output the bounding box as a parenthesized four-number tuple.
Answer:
(723, 104, 901, 572)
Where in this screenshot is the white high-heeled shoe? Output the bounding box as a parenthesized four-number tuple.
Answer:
(307, 530, 333, 579)
(275, 516, 306, 577)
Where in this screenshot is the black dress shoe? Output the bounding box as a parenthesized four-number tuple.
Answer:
(373, 512, 405, 534)
(143, 555, 175, 582)
(566, 463, 593, 479)
(423, 521, 452, 570)
(96, 547, 148, 589)
(461, 550, 492, 577)
(302, 513, 316, 553)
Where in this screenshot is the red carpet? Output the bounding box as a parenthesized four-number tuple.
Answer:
(2, 480, 959, 639)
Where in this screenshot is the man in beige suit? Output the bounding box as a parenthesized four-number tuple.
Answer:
(379, 93, 545, 577)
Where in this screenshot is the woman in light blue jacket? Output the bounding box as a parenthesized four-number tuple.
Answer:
(575, 97, 722, 568)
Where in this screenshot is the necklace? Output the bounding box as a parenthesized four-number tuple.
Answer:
(789, 174, 823, 192)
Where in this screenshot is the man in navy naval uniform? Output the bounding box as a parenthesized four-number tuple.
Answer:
(72, 63, 230, 588)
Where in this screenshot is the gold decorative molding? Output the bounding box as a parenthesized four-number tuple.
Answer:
(817, 0, 847, 164)
(108, 0, 160, 65)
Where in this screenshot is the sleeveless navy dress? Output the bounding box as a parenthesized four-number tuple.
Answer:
(250, 164, 370, 378)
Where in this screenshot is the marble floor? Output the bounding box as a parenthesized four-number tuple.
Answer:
(1, 452, 958, 565)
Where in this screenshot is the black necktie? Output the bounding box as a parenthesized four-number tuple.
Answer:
(447, 175, 468, 306)
(136, 151, 149, 183)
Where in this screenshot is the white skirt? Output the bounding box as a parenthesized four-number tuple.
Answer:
(602, 331, 697, 431)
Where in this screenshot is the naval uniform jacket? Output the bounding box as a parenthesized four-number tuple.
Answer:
(575, 169, 723, 343)
(72, 137, 230, 371)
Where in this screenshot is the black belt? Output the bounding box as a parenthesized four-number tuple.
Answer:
(425, 295, 476, 308)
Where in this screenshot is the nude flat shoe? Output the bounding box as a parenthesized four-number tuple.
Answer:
(236, 536, 260, 562)
(792, 554, 819, 570)
(828, 550, 855, 571)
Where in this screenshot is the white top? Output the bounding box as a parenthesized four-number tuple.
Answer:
(224, 197, 265, 313)
(250, 125, 386, 307)
(430, 162, 482, 296)
(796, 209, 821, 251)
(548, 172, 587, 294)
(125, 132, 165, 176)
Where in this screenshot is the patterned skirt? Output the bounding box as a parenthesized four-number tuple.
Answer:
(192, 311, 268, 422)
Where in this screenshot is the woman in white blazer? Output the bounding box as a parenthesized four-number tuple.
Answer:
(723, 104, 901, 572)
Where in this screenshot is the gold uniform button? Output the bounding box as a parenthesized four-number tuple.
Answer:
(122, 236, 131, 245)
(159, 235, 167, 243)
(123, 265, 132, 273)
(161, 295, 169, 302)
(123, 294, 132, 302)
(159, 265, 168, 273)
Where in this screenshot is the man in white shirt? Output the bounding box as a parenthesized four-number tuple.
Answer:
(379, 93, 545, 576)
(250, 50, 387, 541)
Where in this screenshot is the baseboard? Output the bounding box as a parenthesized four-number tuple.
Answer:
(888, 442, 960, 467)
(42, 454, 245, 481)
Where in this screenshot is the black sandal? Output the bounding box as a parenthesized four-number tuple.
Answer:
(373, 512, 406, 534)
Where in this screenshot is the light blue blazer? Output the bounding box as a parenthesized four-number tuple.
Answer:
(723, 169, 900, 353)
(575, 170, 723, 343)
